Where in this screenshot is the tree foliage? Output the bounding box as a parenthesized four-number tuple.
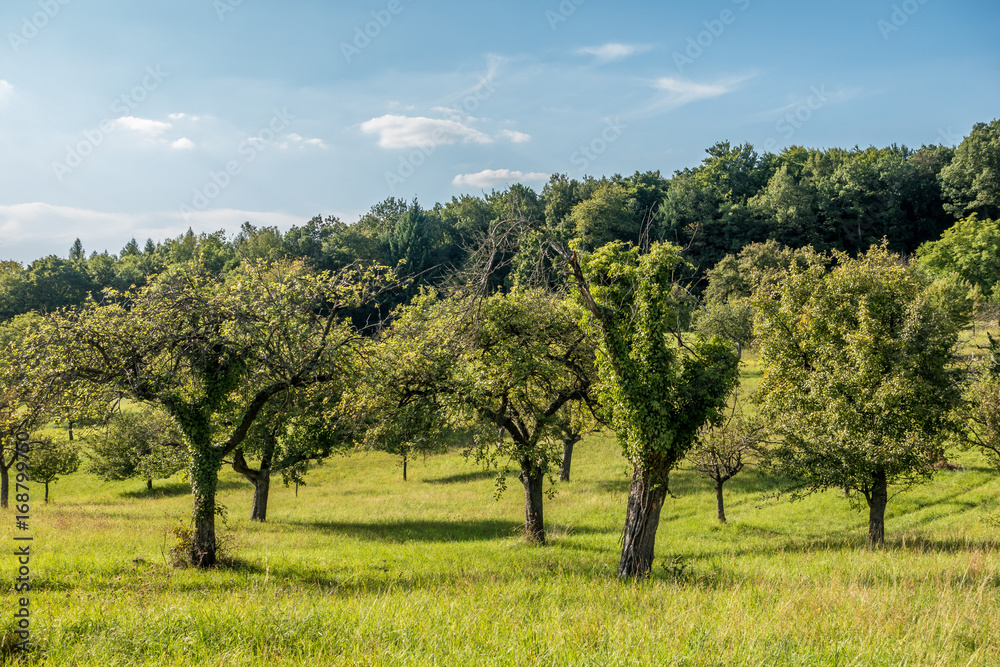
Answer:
(753, 243, 975, 545)
(87, 404, 187, 490)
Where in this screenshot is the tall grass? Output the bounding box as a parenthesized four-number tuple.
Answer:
(2, 426, 998, 666)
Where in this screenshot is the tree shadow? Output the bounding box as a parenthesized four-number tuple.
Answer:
(120, 479, 243, 499)
(288, 518, 525, 543)
(423, 470, 505, 485)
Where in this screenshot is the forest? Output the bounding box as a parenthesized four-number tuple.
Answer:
(2, 119, 1000, 665)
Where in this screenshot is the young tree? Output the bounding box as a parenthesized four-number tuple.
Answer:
(563, 241, 740, 578)
(31, 437, 80, 502)
(48, 259, 397, 566)
(686, 392, 767, 523)
(753, 243, 975, 546)
(87, 405, 187, 491)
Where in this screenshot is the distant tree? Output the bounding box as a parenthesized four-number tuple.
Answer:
(917, 214, 1000, 298)
(87, 405, 187, 491)
(69, 239, 85, 262)
(686, 391, 767, 523)
(963, 333, 1000, 472)
(563, 241, 740, 577)
(941, 119, 1000, 220)
(753, 243, 974, 546)
(31, 437, 80, 502)
(121, 238, 141, 257)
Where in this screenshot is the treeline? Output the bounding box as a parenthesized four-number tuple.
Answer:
(4, 120, 998, 322)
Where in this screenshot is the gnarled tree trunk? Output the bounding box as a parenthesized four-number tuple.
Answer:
(618, 464, 669, 579)
(232, 448, 272, 522)
(866, 467, 888, 547)
(519, 459, 546, 544)
(190, 447, 222, 567)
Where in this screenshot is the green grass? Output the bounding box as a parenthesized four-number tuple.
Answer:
(2, 429, 999, 666)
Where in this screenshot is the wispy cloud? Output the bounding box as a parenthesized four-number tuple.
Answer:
(500, 130, 531, 143)
(0, 80, 13, 103)
(286, 133, 329, 150)
(170, 137, 195, 150)
(452, 169, 549, 188)
(630, 75, 752, 118)
(361, 114, 493, 149)
(575, 42, 652, 64)
(112, 116, 172, 136)
(762, 86, 862, 118)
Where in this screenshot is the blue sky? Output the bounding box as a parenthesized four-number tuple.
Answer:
(0, 0, 997, 263)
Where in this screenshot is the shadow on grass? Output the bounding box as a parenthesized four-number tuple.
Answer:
(120, 479, 244, 499)
(290, 518, 524, 543)
(423, 470, 504, 485)
(286, 518, 614, 544)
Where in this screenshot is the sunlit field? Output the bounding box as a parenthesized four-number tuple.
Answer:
(3, 410, 999, 666)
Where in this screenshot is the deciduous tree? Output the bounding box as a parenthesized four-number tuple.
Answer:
(753, 243, 974, 546)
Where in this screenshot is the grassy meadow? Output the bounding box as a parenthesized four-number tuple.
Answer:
(3, 343, 1000, 666)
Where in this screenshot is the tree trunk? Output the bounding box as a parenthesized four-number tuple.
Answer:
(559, 435, 579, 482)
(250, 470, 270, 522)
(190, 448, 222, 567)
(715, 478, 726, 523)
(867, 467, 888, 547)
(232, 448, 272, 523)
(0, 463, 8, 509)
(402, 452, 408, 481)
(147, 478, 153, 491)
(519, 461, 545, 544)
(44, 481, 50, 503)
(68, 421, 74, 441)
(618, 464, 669, 579)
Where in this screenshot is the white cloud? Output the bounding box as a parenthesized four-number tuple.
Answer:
(500, 130, 532, 143)
(0, 80, 13, 102)
(575, 43, 652, 63)
(653, 77, 732, 102)
(112, 116, 172, 136)
(633, 75, 752, 117)
(452, 169, 550, 189)
(168, 112, 201, 121)
(171, 137, 195, 150)
(285, 133, 329, 149)
(361, 114, 492, 149)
